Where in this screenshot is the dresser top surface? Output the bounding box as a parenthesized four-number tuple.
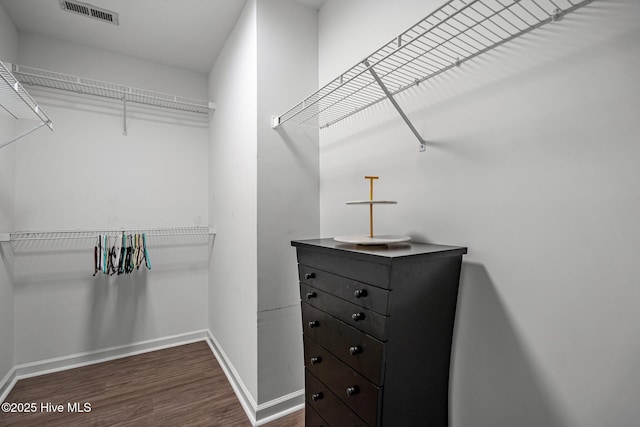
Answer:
(292, 238, 467, 261)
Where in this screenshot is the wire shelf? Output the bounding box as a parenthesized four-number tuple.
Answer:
(11, 64, 213, 115)
(0, 61, 52, 124)
(9, 226, 215, 242)
(0, 60, 53, 148)
(274, 0, 595, 130)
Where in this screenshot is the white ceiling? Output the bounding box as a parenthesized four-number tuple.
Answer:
(0, 0, 326, 74)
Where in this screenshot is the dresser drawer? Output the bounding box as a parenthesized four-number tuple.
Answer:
(305, 370, 368, 427)
(305, 404, 329, 427)
(301, 283, 388, 341)
(302, 302, 385, 385)
(297, 248, 392, 289)
(299, 264, 391, 315)
(304, 337, 381, 427)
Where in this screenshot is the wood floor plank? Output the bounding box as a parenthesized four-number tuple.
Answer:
(0, 341, 303, 426)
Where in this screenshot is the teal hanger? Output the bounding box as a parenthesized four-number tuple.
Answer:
(142, 233, 151, 270)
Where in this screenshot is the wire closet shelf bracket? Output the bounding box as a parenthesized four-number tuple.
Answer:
(0, 61, 53, 149)
(271, 0, 596, 152)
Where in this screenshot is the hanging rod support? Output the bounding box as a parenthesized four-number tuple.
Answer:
(122, 98, 127, 136)
(364, 60, 426, 152)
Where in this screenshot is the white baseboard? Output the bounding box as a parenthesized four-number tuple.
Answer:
(205, 330, 304, 426)
(256, 398, 305, 426)
(0, 367, 17, 403)
(1, 330, 209, 402)
(205, 330, 259, 423)
(1, 329, 304, 426)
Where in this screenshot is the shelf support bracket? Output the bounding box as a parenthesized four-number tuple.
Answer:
(364, 60, 426, 152)
(0, 122, 50, 150)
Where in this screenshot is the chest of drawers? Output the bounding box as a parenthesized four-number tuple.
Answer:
(292, 238, 467, 427)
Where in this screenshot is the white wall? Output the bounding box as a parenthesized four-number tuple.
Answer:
(16, 32, 207, 100)
(0, 1, 18, 388)
(0, 3, 17, 63)
(256, 0, 319, 406)
(208, 0, 259, 405)
(208, 0, 319, 416)
(10, 33, 209, 364)
(318, 1, 640, 426)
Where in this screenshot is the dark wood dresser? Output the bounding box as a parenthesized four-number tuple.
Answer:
(291, 238, 467, 427)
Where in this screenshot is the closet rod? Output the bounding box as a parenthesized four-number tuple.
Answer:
(10, 226, 215, 242)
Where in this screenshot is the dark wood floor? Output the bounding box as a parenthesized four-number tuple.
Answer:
(0, 341, 304, 426)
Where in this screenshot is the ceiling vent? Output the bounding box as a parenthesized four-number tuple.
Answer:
(59, 0, 119, 25)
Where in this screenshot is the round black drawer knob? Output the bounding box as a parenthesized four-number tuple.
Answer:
(346, 386, 359, 397)
(349, 345, 362, 355)
(351, 312, 365, 321)
(305, 272, 316, 280)
(312, 392, 323, 401)
(310, 356, 322, 365)
(353, 289, 367, 298)
(306, 292, 317, 299)
(308, 320, 319, 328)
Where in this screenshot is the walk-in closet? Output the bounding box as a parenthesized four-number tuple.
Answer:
(1, 0, 639, 426)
